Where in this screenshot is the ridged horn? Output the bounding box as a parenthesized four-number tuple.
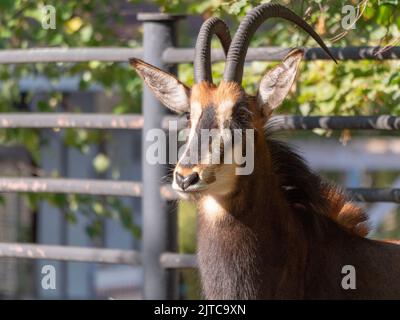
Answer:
(194, 17, 232, 83)
(223, 3, 337, 83)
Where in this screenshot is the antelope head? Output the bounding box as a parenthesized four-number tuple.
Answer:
(130, 4, 336, 199)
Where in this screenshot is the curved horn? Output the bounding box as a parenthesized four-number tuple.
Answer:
(223, 3, 337, 83)
(194, 17, 232, 84)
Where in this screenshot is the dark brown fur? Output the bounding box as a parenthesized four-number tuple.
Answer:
(130, 58, 400, 300)
(196, 98, 400, 300)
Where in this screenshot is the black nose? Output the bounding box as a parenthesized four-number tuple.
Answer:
(175, 172, 200, 190)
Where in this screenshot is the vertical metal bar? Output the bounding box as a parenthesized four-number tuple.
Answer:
(138, 13, 184, 300)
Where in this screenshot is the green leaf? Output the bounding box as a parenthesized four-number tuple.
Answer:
(23, 8, 42, 21)
(376, 5, 393, 25)
(119, 208, 133, 229)
(65, 212, 78, 224)
(229, 0, 248, 15)
(86, 220, 103, 238)
(130, 225, 141, 238)
(363, 5, 375, 19)
(93, 153, 110, 173)
(0, 0, 15, 10)
(80, 25, 93, 42)
(51, 194, 68, 207)
(37, 101, 51, 111)
(0, 195, 5, 207)
(92, 202, 105, 216)
(379, 0, 398, 5)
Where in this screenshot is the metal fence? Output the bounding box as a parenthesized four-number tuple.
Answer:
(0, 13, 399, 299)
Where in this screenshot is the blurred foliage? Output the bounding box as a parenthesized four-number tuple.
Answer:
(25, 192, 141, 238)
(173, 0, 400, 120)
(373, 209, 400, 239)
(368, 170, 400, 239)
(0, 0, 143, 238)
(0, 0, 399, 238)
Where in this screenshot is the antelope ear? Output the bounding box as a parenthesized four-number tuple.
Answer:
(257, 49, 304, 117)
(129, 58, 190, 114)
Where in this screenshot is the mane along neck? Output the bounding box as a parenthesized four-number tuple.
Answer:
(196, 131, 369, 299)
(266, 137, 369, 237)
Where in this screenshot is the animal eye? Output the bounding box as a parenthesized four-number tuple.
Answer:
(184, 112, 190, 120)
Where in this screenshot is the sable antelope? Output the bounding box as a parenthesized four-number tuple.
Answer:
(131, 4, 400, 299)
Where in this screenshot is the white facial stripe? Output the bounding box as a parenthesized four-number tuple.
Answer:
(178, 101, 202, 165)
(191, 101, 202, 117)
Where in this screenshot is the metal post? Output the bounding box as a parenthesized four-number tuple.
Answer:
(138, 12, 184, 300)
